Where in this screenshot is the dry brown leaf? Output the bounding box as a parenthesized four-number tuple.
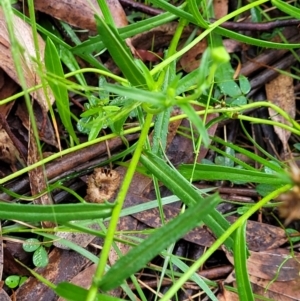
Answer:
(57, 264, 97, 301)
(15, 101, 58, 147)
(0, 8, 54, 111)
(213, 0, 229, 19)
(53, 222, 100, 250)
(265, 71, 295, 153)
(179, 37, 207, 73)
(251, 275, 300, 301)
(0, 289, 11, 301)
(226, 249, 300, 300)
(217, 288, 239, 301)
(27, 117, 54, 228)
(0, 71, 19, 102)
(180, 0, 228, 72)
(34, 0, 128, 30)
(15, 248, 90, 300)
(227, 249, 300, 282)
(0, 128, 23, 168)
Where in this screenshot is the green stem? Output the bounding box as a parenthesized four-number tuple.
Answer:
(2, 100, 299, 184)
(160, 184, 292, 301)
(85, 113, 153, 301)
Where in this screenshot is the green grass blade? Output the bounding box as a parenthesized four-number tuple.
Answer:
(95, 16, 146, 87)
(234, 221, 254, 301)
(140, 152, 234, 249)
(215, 26, 300, 49)
(179, 164, 289, 184)
(149, 0, 197, 23)
(170, 256, 218, 301)
(103, 83, 166, 107)
(98, 193, 221, 291)
(44, 37, 79, 144)
(179, 103, 209, 146)
(55, 282, 126, 301)
(271, 0, 300, 19)
(187, 0, 208, 27)
(73, 11, 177, 55)
(211, 136, 285, 172)
(0, 203, 114, 222)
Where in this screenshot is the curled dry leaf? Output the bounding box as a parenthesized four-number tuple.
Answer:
(85, 168, 120, 203)
(0, 8, 54, 112)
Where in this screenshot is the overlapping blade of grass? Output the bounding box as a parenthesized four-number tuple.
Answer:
(179, 164, 289, 185)
(103, 83, 166, 107)
(0, 203, 114, 223)
(98, 193, 221, 291)
(55, 282, 126, 301)
(140, 151, 234, 249)
(72, 11, 177, 55)
(234, 221, 254, 301)
(211, 136, 285, 172)
(272, 0, 300, 19)
(95, 16, 145, 87)
(44, 37, 79, 144)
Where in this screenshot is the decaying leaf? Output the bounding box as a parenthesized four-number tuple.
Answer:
(226, 249, 300, 300)
(227, 248, 300, 282)
(251, 275, 300, 301)
(0, 290, 10, 301)
(213, 0, 229, 19)
(27, 119, 54, 228)
(15, 101, 58, 147)
(265, 71, 295, 154)
(34, 0, 128, 31)
(15, 248, 90, 300)
(53, 222, 100, 250)
(217, 282, 239, 301)
(0, 128, 23, 168)
(0, 7, 54, 112)
(85, 168, 120, 203)
(180, 0, 228, 72)
(57, 264, 97, 301)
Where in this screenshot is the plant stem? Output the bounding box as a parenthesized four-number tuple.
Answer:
(85, 113, 153, 301)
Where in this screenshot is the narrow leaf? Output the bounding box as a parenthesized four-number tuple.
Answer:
(187, 0, 208, 27)
(179, 164, 287, 185)
(103, 83, 165, 106)
(95, 16, 145, 87)
(99, 193, 221, 291)
(140, 152, 233, 248)
(44, 37, 79, 144)
(272, 0, 300, 19)
(55, 282, 125, 301)
(179, 103, 210, 146)
(0, 202, 114, 222)
(234, 221, 254, 301)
